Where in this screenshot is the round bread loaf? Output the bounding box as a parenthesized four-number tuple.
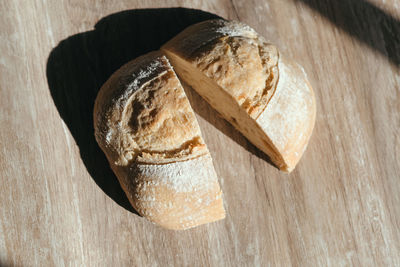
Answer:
(94, 51, 225, 230)
(162, 19, 316, 172)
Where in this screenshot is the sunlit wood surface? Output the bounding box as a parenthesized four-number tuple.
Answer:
(1, 0, 399, 266)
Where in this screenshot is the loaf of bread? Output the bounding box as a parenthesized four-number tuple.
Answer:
(93, 51, 225, 230)
(162, 19, 316, 172)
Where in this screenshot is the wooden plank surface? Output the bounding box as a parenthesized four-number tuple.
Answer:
(1, 0, 399, 266)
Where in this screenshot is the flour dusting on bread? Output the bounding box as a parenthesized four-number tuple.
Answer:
(134, 155, 216, 193)
(257, 56, 315, 170)
(214, 20, 257, 38)
(94, 51, 225, 230)
(162, 19, 316, 172)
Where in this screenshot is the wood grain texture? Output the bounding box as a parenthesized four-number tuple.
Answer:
(0, 0, 399, 266)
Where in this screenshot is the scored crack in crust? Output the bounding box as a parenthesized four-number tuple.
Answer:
(162, 19, 280, 119)
(121, 70, 207, 164)
(194, 35, 279, 119)
(94, 51, 208, 167)
(161, 19, 316, 172)
(94, 51, 225, 230)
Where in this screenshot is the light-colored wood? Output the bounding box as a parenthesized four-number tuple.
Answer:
(0, 0, 399, 266)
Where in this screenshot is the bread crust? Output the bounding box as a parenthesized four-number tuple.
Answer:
(112, 154, 224, 230)
(257, 56, 316, 171)
(162, 20, 279, 119)
(94, 51, 225, 230)
(94, 51, 207, 166)
(162, 19, 316, 171)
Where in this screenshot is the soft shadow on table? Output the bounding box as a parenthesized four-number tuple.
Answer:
(47, 8, 273, 213)
(297, 0, 400, 67)
(0, 259, 11, 267)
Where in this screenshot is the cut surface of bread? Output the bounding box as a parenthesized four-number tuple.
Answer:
(162, 19, 316, 172)
(94, 51, 225, 230)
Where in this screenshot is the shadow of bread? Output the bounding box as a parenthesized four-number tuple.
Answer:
(46, 8, 276, 214)
(46, 8, 222, 213)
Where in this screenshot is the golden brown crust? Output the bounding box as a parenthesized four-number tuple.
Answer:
(195, 36, 279, 118)
(162, 19, 316, 172)
(162, 20, 279, 119)
(94, 51, 225, 230)
(94, 51, 207, 166)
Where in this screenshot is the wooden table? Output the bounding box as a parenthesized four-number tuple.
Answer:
(1, 0, 399, 266)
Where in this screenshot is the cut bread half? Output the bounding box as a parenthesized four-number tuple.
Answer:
(162, 19, 316, 172)
(94, 51, 225, 230)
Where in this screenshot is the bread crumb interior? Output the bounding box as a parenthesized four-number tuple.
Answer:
(164, 50, 287, 170)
